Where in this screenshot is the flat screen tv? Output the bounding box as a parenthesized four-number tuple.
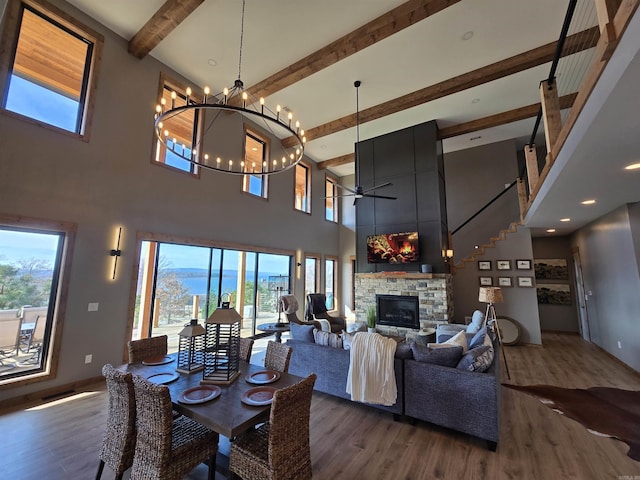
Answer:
(367, 231, 419, 264)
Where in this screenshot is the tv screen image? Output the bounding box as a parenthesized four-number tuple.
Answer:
(367, 232, 419, 264)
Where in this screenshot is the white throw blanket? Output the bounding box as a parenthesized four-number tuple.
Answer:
(346, 332, 397, 406)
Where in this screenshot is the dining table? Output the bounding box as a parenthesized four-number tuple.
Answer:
(118, 353, 304, 438)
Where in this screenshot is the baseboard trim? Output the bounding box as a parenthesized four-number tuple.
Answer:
(0, 375, 105, 411)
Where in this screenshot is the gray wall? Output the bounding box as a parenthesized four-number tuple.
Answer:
(446, 139, 521, 261)
(452, 226, 541, 345)
(339, 174, 356, 312)
(532, 236, 580, 333)
(0, 0, 340, 400)
(571, 203, 640, 371)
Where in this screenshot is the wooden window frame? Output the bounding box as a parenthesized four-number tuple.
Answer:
(294, 162, 311, 214)
(0, 0, 103, 141)
(241, 127, 269, 199)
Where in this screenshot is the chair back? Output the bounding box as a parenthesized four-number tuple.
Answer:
(264, 341, 292, 373)
(128, 335, 168, 363)
(132, 374, 174, 474)
(239, 337, 254, 363)
(268, 374, 317, 477)
(280, 295, 300, 323)
(100, 364, 136, 474)
(305, 293, 329, 319)
(29, 315, 47, 345)
(0, 317, 20, 353)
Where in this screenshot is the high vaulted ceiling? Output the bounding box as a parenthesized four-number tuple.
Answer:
(64, 0, 640, 237)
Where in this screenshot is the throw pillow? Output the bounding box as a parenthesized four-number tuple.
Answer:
(342, 330, 355, 350)
(346, 321, 367, 333)
(428, 329, 468, 353)
(411, 343, 463, 367)
(436, 333, 453, 343)
(468, 326, 487, 349)
(456, 335, 495, 372)
(290, 322, 315, 343)
(465, 310, 485, 334)
(313, 328, 343, 349)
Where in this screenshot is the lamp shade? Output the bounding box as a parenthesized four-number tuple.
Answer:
(207, 306, 242, 325)
(479, 286, 503, 304)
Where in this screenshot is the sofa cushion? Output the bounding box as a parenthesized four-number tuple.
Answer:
(411, 343, 463, 367)
(290, 322, 315, 343)
(394, 341, 414, 359)
(466, 310, 485, 334)
(456, 335, 494, 372)
(429, 329, 468, 353)
(313, 328, 343, 349)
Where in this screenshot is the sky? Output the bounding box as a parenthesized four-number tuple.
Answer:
(0, 229, 60, 266)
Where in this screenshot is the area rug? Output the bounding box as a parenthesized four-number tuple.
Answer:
(504, 384, 640, 461)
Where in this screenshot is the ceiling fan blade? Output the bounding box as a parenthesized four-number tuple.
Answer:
(322, 194, 355, 199)
(363, 194, 397, 200)
(362, 182, 392, 193)
(333, 183, 357, 194)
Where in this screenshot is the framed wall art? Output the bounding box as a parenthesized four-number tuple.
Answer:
(496, 260, 511, 270)
(517, 276, 534, 287)
(478, 261, 491, 271)
(516, 259, 531, 270)
(497, 276, 513, 287)
(479, 276, 493, 286)
(534, 258, 568, 280)
(536, 283, 571, 305)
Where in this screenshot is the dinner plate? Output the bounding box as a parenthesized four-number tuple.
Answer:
(178, 385, 221, 404)
(146, 371, 180, 385)
(241, 386, 277, 406)
(245, 370, 280, 385)
(142, 355, 174, 366)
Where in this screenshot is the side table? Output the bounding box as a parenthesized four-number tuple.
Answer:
(257, 322, 290, 343)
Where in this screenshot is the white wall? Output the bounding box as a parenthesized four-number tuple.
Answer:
(0, 0, 340, 400)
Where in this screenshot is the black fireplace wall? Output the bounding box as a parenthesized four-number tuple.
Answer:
(356, 120, 448, 273)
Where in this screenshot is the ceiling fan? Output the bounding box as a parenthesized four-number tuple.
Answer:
(328, 81, 397, 206)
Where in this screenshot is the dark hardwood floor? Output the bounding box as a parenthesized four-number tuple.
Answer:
(0, 332, 638, 479)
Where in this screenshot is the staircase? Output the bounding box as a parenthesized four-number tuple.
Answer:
(454, 221, 523, 270)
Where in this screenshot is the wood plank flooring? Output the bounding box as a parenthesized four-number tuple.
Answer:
(0, 332, 638, 479)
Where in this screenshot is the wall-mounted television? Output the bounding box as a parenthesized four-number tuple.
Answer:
(367, 231, 419, 264)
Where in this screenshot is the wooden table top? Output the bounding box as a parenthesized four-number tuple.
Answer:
(118, 355, 304, 438)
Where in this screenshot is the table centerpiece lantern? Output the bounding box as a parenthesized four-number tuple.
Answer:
(176, 318, 206, 374)
(202, 301, 241, 385)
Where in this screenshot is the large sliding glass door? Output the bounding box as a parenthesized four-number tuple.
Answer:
(133, 240, 292, 351)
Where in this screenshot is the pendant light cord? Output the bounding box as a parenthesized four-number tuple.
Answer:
(237, 0, 246, 82)
(355, 80, 361, 187)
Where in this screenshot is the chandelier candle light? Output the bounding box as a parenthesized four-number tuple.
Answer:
(153, 0, 305, 175)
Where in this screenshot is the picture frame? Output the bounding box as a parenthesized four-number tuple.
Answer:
(478, 261, 491, 271)
(517, 276, 534, 288)
(516, 259, 532, 270)
(497, 276, 513, 287)
(479, 276, 493, 286)
(534, 258, 569, 280)
(536, 283, 572, 305)
(496, 260, 511, 270)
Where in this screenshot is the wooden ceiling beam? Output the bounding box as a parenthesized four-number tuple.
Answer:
(284, 26, 599, 148)
(128, 0, 205, 59)
(244, 0, 462, 101)
(317, 93, 578, 169)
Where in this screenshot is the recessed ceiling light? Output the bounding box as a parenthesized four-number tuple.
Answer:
(560, 218, 571, 222)
(581, 199, 596, 205)
(546, 229, 556, 233)
(207, 58, 217, 67)
(471, 98, 480, 104)
(462, 31, 474, 40)
(624, 162, 640, 170)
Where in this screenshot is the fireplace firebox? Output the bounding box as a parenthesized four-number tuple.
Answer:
(376, 294, 420, 329)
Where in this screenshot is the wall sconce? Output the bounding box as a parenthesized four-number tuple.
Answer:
(110, 227, 122, 280)
(442, 249, 454, 261)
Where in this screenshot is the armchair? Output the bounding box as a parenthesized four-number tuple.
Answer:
(304, 293, 346, 333)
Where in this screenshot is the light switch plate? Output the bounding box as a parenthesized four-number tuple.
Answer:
(85, 354, 92, 364)
(88, 302, 99, 312)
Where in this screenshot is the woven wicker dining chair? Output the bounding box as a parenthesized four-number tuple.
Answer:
(96, 364, 136, 480)
(130, 374, 219, 480)
(127, 335, 168, 364)
(264, 341, 293, 373)
(239, 337, 254, 363)
(230, 373, 317, 480)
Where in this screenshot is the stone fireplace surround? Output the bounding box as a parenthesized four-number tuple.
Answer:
(354, 273, 453, 340)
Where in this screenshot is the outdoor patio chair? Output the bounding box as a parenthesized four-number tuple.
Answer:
(96, 364, 136, 480)
(230, 373, 316, 480)
(131, 374, 218, 480)
(16, 314, 47, 366)
(264, 341, 292, 373)
(0, 314, 21, 370)
(127, 335, 168, 364)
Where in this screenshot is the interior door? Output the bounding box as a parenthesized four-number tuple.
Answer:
(572, 248, 591, 342)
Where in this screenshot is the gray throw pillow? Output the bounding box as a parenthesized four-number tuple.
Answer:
(411, 343, 463, 367)
(290, 322, 315, 343)
(456, 337, 494, 372)
(468, 326, 487, 349)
